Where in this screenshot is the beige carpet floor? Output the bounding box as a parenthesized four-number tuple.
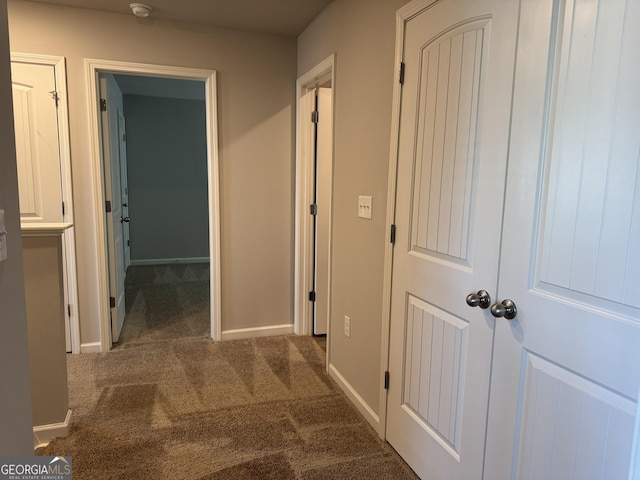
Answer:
(116, 263, 211, 348)
(42, 335, 418, 479)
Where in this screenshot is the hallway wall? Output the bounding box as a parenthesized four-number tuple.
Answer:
(298, 0, 410, 425)
(124, 94, 209, 264)
(0, 0, 33, 453)
(7, 0, 297, 343)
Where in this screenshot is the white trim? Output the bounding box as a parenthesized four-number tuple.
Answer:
(10, 53, 81, 354)
(79, 342, 102, 353)
(85, 59, 222, 351)
(62, 228, 80, 354)
(33, 409, 72, 450)
(129, 257, 210, 266)
(329, 364, 380, 431)
(378, 4, 418, 441)
(221, 324, 294, 341)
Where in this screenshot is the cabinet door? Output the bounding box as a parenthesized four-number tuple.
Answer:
(11, 62, 63, 224)
(386, 0, 519, 478)
(485, 0, 640, 478)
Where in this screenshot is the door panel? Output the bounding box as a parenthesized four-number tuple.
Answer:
(386, 0, 519, 478)
(517, 353, 635, 480)
(538, 0, 639, 306)
(484, 0, 640, 477)
(11, 63, 62, 224)
(410, 23, 483, 262)
(403, 295, 468, 457)
(100, 74, 126, 343)
(118, 111, 131, 271)
(314, 87, 332, 336)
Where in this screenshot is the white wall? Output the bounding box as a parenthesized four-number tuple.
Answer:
(7, 0, 297, 343)
(298, 0, 409, 422)
(0, 0, 34, 454)
(124, 94, 209, 263)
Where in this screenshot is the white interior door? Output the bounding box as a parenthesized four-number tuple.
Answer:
(11, 62, 63, 224)
(386, 0, 519, 478)
(118, 111, 131, 271)
(100, 74, 126, 343)
(314, 87, 332, 336)
(484, 0, 640, 478)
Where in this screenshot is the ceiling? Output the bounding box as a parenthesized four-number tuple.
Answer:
(20, 0, 334, 36)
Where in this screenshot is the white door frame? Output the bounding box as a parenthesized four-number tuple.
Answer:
(11, 52, 81, 354)
(85, 59, 222, 352)
(379, 0, 429, 439)
(294, 54, 335, 350)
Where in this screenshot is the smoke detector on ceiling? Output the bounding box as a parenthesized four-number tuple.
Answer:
(129, 3, 152, 18)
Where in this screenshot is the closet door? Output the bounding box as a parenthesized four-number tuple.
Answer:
(11, 62, 63, 224)
(485, 0, 640, 478)
(386, 0, 519, 478)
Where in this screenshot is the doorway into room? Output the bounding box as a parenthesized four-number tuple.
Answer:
(102, 73, 211, 347)
(295, 54, 335, 364)
(86, 60, 222, 351)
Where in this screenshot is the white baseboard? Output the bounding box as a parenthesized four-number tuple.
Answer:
(130, 257, 210, 266)
(221, 324, 294, 341)
(33, 409, 72, 450)
(80, 342, 102, 353)
(329, 364, 380, 431)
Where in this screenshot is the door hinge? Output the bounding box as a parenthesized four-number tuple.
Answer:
(67, 304, 72, 317)
(310, 203, 318, 216)
(390, 224, 396, 244)
(127, 239, 130, 247)
(100, 98, 107, 112)
(109, 296, 116, 308)
(309, 291, 316, 302)
(49, 90, 59, 106)
(105, 200, 112, 213)
(399, 62, 405, 85)
(384, 371, 390, 390)
(62, 201, 65, 216)
(311, 110, 319, 124)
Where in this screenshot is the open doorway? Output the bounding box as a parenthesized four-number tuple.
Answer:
(100, 73, 211, 347)
(86, 60, 222, 352)
(295, 55, 335, 365)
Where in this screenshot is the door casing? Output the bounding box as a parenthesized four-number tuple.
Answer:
(294, 53, 335, 354)
(85, 59, 222, 352)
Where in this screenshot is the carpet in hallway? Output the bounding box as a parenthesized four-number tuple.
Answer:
(41, 335, 418, 479)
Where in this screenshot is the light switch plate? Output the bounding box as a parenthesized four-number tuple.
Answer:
(358, 196, 372, 220)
